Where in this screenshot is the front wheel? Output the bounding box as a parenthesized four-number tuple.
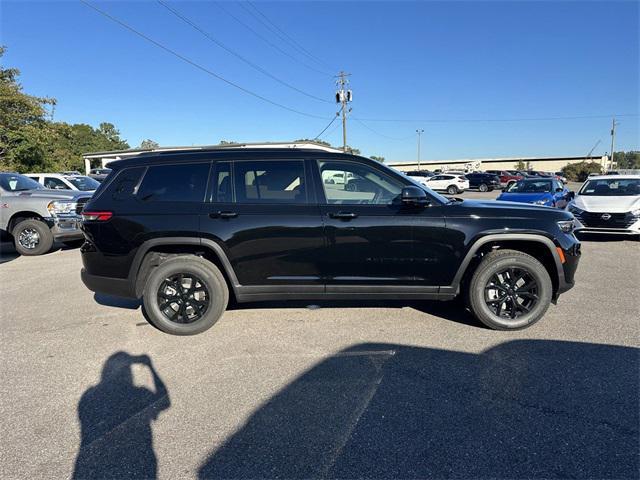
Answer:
(12, 219, 54, 256)
(447, 185, 459, 195)
(142, 256, 229, 335)
(478, 183, 488, 192)
(466, 249, 552, 330)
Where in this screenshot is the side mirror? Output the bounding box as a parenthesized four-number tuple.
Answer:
(567, 191, 575, 200)
(555, 187, 564, 192)
(401, 186, 429, 206)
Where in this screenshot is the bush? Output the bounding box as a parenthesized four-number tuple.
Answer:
(561, 161, 602, 182)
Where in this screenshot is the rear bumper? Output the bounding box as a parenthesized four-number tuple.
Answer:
(81, 268, 136, 299)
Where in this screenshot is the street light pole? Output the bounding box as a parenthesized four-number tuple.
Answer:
(416, 129, 424, 170)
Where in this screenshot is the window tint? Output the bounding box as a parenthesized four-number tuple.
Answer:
(44, 177, 69, 189)
(138, 163, 209, 202)
(319, 160, 403, 205)
(105, 167, 146, 201)
(211, 162, 232, 203)
(234, 160, 307, 204)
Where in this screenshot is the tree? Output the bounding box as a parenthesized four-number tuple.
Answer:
(218, 140, 238, 145)
(612, 151, 640, 169)
(514, 160, 527, 171)
(345, 146, 360, 155)
(370, 155, 385, 163)
(561, 161, 602, 182)
(140, 139, 159, 149)
(0, 47, 130, 173)
(294, 138, 332, 147)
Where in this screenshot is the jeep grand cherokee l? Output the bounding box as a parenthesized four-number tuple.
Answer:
(80, 147, 581, 335)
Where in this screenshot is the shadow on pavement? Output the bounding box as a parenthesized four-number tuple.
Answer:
(73, 352, 170, 479)
(198, 340, 638, 479)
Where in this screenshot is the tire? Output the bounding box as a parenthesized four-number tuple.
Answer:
(63, 239, 85, 249)
(142, 256, 228, 335)
(465, 249, 552, 330)
(12, 219, 54, 256)
(478, 183, 488, 192)
(447, 185, 458, 195)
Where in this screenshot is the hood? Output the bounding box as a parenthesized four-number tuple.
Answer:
(496, 192, 552, 204)
(458, 198, 562, 213)
(573, 194, 640, 213)
(15, 189, 92, 201)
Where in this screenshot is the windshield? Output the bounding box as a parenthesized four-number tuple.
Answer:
(579, 178, 640, 196)
(507, 180, 553, 193)
(0, 173, 43, 192)
(65, 175, 100, 191)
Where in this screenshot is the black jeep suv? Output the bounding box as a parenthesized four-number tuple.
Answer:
(80, 147, 580, 335)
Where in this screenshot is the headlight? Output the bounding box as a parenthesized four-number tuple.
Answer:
(631, 208, 640, 217)
(557, 220, 575, 233)
(568, 204, 583, 214)
(532, 200, 548, 205)
(47, 200, 77, 215)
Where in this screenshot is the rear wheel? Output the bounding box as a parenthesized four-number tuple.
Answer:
(478, 183, 489, 192)
(466, 249, 552, 330)
(143, 256, 228, 335)
(12, 219, 54, 256)
(447, 185, 459, 195)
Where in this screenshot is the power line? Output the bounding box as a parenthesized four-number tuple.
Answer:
(214, 2, 332, 77)
(80, 0, 331, 120)
(353, 113, 640, 123)
(313, 112, 340, 139)
(245, 1, 334, 72)
(352, 117, 415, 141)
(157, 1, 330, 104)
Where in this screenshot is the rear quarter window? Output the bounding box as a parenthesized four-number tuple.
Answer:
(100, 167, 146, 201)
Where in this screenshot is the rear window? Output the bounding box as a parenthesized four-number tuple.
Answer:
(234, 160, 307, 204)
(138, 163, 210, 202)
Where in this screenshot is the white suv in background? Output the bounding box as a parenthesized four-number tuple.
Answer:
(423, 174, 469, 195)
(26, 173, 100, 193)
(568, 175, 640, 236)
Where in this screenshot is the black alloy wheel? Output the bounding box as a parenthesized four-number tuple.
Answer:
(484, 267, 539, 319)
(157, 273, 210, 324)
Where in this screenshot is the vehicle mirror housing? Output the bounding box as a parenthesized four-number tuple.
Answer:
(556, 187, 564, 192)
(567, 191, 575, 200)
(401, 186, 429, 205)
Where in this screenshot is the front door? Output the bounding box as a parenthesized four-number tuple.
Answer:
(313, 159, 445, 287)
(201, 158, 325, 287)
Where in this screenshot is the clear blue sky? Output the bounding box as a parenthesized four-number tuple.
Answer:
(2, 0, 638, 162)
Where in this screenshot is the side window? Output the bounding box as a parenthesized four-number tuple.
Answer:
(105, 167, 146, 201)
(210, 162, 232, 203)
(234, 160, 307, 204)
(138, 163, 209, 202)
(318, 160, 403, 205)
(44, 177, 69, 189)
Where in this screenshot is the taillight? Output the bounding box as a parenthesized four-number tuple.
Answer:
(82, 211, 113, 222)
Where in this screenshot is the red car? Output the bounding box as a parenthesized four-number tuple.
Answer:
(485, 170, 523, 188)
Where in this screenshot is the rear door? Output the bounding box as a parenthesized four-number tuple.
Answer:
(201, 158, 324, 287)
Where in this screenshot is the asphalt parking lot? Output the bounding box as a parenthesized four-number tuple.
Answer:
(1, 187, 638, 479)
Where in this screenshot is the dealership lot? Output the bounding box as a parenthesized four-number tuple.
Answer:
(0, 188, 638, 479)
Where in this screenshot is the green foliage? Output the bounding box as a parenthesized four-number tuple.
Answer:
(140, 139, 160, 149)
(561, 161, 602, 182)
(612, 151, 640, 169)
(294, 138, 332, 147)
(370, 155, 385, 163)
(345, 146, 360, 155)
(0, 47, 129, 173)
(514, 160, 526, 170)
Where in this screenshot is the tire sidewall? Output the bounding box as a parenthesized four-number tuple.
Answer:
(470, 255, 552, 330)
(479, 183, 488, 192)
(447, 185, 458, 195)
(13, 219, 54, 256)
(143, 258, 228, 335)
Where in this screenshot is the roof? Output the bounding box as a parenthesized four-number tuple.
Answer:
(390, 155, 605, 166)
(82, 141, 342, 158)
(585, 174, 640, 180)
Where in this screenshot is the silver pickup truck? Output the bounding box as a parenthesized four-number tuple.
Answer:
(0, 172, 92, 256)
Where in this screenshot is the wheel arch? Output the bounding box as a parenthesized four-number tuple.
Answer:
(8, 211, 45, 233)
(443, 233, 563, 297)
(129, 237, 239, 300)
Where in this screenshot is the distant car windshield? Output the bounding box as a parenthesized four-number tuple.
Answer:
(579, 178, 640, 196)
(507, 180, 552, 193)
(0, 173, 43, 192)
(65, 175, 100, 191)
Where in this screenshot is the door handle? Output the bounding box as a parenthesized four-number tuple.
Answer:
(209, 211, 238, 219)
(329, 211, 358, 220)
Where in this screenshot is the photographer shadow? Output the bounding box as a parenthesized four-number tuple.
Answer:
(72, 352, 170, 479)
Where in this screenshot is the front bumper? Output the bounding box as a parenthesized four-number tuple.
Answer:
(557, 241, 581, 295)
(573, 213, 640, 235)
(45, 216, 85, 241)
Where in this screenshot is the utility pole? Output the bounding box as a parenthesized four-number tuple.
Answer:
(416, 129, 424, 170)
(335, 71, 352, 152)
(609, 117, 619, 171)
